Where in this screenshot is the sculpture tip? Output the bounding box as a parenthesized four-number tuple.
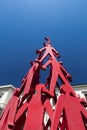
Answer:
(44, 36, 52, 46)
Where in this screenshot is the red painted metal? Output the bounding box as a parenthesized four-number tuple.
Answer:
(0, 37, 87, 130)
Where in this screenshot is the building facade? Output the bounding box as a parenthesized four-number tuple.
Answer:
(0, 85, 15, 114)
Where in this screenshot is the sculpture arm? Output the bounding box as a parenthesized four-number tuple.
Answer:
(51, 95, 64, 130)
(36, 47, 46, 53)
(44, 99, 53, 120)
(52, 47, 60, 55)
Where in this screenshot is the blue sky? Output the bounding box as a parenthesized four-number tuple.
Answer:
(0, 0, 87, 87)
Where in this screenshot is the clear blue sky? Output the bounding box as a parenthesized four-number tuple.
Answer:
(0, 0, 87, 87)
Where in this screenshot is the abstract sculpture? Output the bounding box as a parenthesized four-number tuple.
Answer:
(0, 37, 87, 130)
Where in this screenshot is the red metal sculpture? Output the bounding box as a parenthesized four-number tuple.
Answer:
(0, 37, 87, 130)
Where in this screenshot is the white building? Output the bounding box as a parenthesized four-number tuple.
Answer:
(73, 84, 87, 100)
(0, 85, 15, 114)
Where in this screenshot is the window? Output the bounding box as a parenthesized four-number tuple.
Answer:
(85, 94, 87, 100)
(82, 91, 87, 101)
(0, 92, 4, 98)
(0, 107, 3, 115)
